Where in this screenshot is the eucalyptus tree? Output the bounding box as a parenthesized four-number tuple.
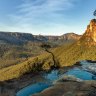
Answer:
(93, 10, 96, 18)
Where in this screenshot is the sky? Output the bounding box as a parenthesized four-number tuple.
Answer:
(0, 0, 95, 35)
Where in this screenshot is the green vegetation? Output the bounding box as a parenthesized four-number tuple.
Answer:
(0, 41, 60, 69)
(0, 42, 45, 69)
(0, 51, 53, 81)
(1, 41, 96, 81)
(1, 20, 96, 81)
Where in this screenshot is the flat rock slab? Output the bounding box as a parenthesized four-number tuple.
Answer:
(33, 81, 96, 96)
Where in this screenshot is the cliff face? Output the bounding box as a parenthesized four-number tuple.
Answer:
(78, 19, 96, 46)
(35, 33, 81, 41)
(0, 31, 81, 45)
(0, 32, 35, 45)
(60, 33, 81, 40)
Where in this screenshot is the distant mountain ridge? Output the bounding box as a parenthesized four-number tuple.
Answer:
(0, 31, 81, 45)
(35, 33, 81, 41)
(0, 32, 35, 45)
(1, 19, 96, 81)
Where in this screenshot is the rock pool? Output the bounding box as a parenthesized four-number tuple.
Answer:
(16, 60, 96, 96)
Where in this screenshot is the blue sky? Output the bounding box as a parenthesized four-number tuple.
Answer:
(0, 0, 95, 35)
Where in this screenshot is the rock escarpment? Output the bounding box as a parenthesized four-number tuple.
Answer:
(78, 19, 96, 46)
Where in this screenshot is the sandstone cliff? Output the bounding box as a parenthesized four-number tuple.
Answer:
(78, 19, 96, 46)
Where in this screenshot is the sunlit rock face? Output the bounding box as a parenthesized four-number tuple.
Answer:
(77, 19, 96, 46)
(86, 19, 96, 42)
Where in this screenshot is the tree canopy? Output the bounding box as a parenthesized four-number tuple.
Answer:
(93, 10, 96, 16)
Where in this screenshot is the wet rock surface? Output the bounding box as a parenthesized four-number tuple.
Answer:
(0, 72, 46, 96)
(33, 80, 96, 96)
(32, 61, 96, 96)
(0, 61, 96, 96)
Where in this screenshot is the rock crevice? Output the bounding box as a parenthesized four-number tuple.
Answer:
(45, 48, 59, 69)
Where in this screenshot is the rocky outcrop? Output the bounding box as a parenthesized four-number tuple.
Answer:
(0, 31, 81, 45)
(34, 33, 81, 43)
(78, 19, 96, 46)
(55, 75, 83, 83)
(0, 32, 35, 45)
(33, 79, 96, 96)
(59, 33, 81, 41)
(0, 72, 47, 96)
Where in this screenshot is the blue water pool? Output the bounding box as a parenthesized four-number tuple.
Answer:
(65, 68, 94, 80)
(16, 82, 51, 96)
(16, 61, 96, 96)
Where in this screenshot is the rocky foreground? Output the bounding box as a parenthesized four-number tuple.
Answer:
(0, 61, 96, 96)
(1, 75, 96, 96)
(33, 76, 96, 96)
(0, 72, 47, 96)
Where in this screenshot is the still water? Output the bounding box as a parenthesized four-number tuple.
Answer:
(16, 61, 96, 96)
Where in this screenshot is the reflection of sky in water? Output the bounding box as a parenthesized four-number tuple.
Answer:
(17, 70, 61, 96)
(16, 82, 51, 96)
(16, 70, 60, 96)
(45, 70, 60, 81)
(81, 61, 96, 73)
(65, 68, 94, 80)
(17, 60, 96, 96)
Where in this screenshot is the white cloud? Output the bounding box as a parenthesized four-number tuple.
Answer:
(0, 0, 78, 35)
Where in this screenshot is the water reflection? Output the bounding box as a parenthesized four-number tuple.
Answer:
(17, 82, 51, 96)
(17, 60, 96, 96)
(65, 68, 94, 80)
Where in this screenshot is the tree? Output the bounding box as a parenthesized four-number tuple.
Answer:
(40, 43, 51, 50)
(93, 10, 96, 17)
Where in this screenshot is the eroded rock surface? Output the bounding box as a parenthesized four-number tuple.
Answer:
(33, 78, 96, 96)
